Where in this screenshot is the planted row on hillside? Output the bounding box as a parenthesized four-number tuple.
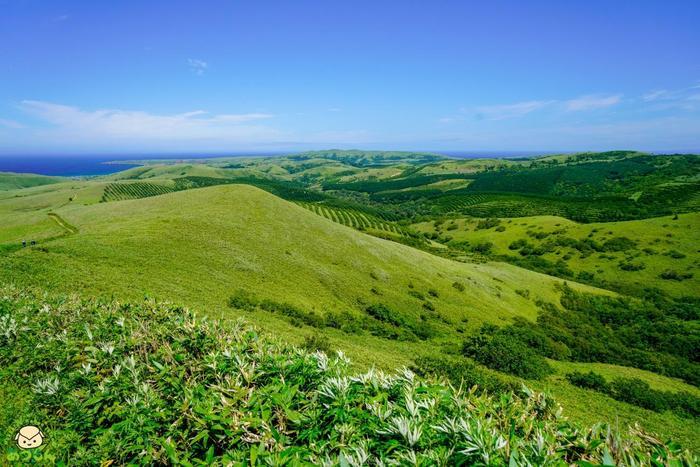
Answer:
(100, 182, 175, 202)
(296, 201, 408, 237)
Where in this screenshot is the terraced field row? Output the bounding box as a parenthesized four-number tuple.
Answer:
(296, 202, 407, 236)
(434, 194, 491, 212)
(100, 182, 175, 202)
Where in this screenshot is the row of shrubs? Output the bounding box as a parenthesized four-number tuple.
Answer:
(508, 235, 637, 257)
(228, 289, 438, 341)
(567, 371, 700, 418)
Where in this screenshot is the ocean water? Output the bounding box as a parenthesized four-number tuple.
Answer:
(0, 157, 140, 176)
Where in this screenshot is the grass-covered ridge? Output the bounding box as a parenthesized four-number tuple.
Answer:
(1, 286, 696, 465)
(0, 171, 63, 191)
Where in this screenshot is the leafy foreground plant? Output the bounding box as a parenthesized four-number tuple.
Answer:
(0, 286, 696, 465)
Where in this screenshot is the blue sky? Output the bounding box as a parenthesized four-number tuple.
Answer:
(1, 0, 699, 155)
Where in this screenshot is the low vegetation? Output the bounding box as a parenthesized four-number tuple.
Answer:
(1, 287, 696, 465)
(567, 371, 700, 418)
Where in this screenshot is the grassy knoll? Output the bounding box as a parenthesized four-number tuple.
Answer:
(412, 213, 700, 297)
(0, 172, 63, 191)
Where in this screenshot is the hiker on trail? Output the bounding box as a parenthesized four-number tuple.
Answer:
(22, 240, 26, 247)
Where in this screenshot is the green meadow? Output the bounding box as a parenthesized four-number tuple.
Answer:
(1, 150, 699, 460)
(411, 213, 700, 298)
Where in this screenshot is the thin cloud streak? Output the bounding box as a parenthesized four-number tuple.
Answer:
(475, 100, 554, 120)
(0, 118, 24, 129)
(565, 94, 622, 111)
(19, 100, 276, 143)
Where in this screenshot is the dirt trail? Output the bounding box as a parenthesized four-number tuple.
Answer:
(48, 212, 78, 234)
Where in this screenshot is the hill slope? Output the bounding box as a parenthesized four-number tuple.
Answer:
(412, 213, 700, 297)
(0, 172, 63, 191)
(0, 184, 602, 365)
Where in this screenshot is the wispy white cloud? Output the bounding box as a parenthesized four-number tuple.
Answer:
(52, 14, 70, 22)
(565, 94, 622, 111)
(0, 118, 24, 129)
(11, 100, 378, 152)
(638, 83, 700, 111)
(474, 100, 554, 120)
(19, 100, 276, 144)
(436, 116, 700, 152)
(642, 90, 669, 102)
(464, 94, 623, 120)
(187, 58, 208, 76)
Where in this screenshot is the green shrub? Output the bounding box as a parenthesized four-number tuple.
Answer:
(665, 250, 686, 259)
(515, 289, 530, 299)
(408, 289, 425, 300)
(567, 371, 609, 392)
(227, 289, 258, 310)
(301, 333, 333, 353)
(610, 377, 666, 412)
(462, 326, 553, 380)
(660, 270, 693, 281)
(509, 239, 528, 250)
(619, 260, 646, 271)
(452, 281, 465, 292)
(412, 355, 518, 394)
(601, 236, 637, 252)
(471, 241, 493, 254)
(365, 303, 403, 326)
(475, 218, 501, 230)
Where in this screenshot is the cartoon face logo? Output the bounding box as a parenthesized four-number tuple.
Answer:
(15, 426, 45, 449)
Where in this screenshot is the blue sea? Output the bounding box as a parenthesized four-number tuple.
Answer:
(0, 157, 140, 177)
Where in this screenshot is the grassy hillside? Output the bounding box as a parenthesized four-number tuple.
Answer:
(1, 287, 695, 465)
(0, 180, 105, 248)
(0, 185, 599, 362)
(0, 171, 63, 191)
(412, 214, 700, 297)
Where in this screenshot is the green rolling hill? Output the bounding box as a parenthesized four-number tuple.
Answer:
(0, 184, 598, 354)
(0, 171, 63, 191)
